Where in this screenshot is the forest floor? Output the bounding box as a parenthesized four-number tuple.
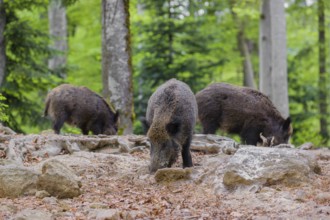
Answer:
(0, 136, 330, 220)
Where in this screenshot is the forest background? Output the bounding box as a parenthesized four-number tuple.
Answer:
(0, 0, 329, 147)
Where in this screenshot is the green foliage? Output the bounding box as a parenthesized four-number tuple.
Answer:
(0, 94, 8, 122)
(2, 0, 62, 133)
(286, 1, 325, 146)
(66, 0, 102, 92)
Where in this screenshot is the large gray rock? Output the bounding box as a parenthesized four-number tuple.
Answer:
(12, 209, 54, 220)
(37, 159, 82, 198)
(223, 147, 321, 189)
(191, 134, 239, 155)
(0, 162, 39, 198)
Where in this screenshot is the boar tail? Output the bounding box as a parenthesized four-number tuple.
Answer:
(43, 98, 50, 117)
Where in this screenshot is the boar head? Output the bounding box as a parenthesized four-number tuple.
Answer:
(148, 119, 181, 173)
(259, 117, 292, 146)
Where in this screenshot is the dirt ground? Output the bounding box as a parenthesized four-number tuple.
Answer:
(0, 148, 330, 220)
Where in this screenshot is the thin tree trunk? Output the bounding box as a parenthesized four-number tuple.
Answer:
(167, 0, 174, 71)
(237, 29, 255, 88)
(102, 0, 133, 135)
(318, 0, 328, 141)
(259, 0, 272, 99)
(229, 0, 255, 88)
(259, 0, 289, 118)
(48, 0, 67, 77)
(0, 0, 6, 87)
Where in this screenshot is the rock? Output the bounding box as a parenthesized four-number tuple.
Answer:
(154, 168, 192, 183)
(0, 163, 39, 198)
(37, 140, 63, 157)
(299, 142, 315, 150)
(190, 141, 221, 153)
(12, 209, 54, 220)
(95, 147, 121, 154)
(40, 129, 55, 135)
(315, 206, 330, 215)
(223, 147, 321, 190)
(230, 211, 244, 218)
(89, 203, 109, 209)
(313, 148, 330, 160)
(0, 203, 17, 214)
(0, 133, 329, 219)
(87, 209, 120, 220)
(42, 197, 58, 206)
(272, 143, 295, 148)
(127, 135, 147, 144)
(65, 141, 81, 153)
(315, 192, 330, 203)
(129, 146, 146, 154)
(35, 190, 51, 199)
(0, 123, 16, 135)
(124, 210, 148, 220)
(118, 137, 133, 153)
(0, 146, 6, 157)
(191, 138, 238, 155)
(53, 212, 75, 219)
(221, 141, 239, 155)
(37, 159, 82, 198)
(205, 134, 234, 143)
(80, 139, 101, 150)
(5, 140, 23, 163)
(0, 158, 17, 166)
(294, 190, 307, 202)
(192, 153, 230, 194)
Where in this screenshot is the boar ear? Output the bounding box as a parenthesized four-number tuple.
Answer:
(283, 117, 292, 133)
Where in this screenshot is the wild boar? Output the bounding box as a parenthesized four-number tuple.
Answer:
(196, 83, 292, 146)
(44, 84, 118, 135)
(146, 79, 198, 173)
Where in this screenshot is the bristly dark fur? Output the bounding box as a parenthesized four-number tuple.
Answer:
(146, 79, 198, 173)
(196, 83, 292, 146)
(44, 84, 118, 135)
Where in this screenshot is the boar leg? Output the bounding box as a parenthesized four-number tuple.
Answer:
(79, 123, 90, 135)
(181, 136, 193, 168)
(89, 120, 103, 135)
(91, 126, 102, 135)
(201, 119, 218, 134)
(52, 114, 68, 134)
(81, 128, 89, 135)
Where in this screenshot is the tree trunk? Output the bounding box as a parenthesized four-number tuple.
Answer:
(48, 0, 67, 77)
(259, 0, 272, 99)
(0, 0, 6, 87)
(167, 0, 174, 68)
(318, 0, 328, 142)
(102, 0, 133, 135)
(269, 0, 289, 118)
(237, 30, 255, 88)
(259, 0, 289, 118)
(229, 0, 255, 88)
